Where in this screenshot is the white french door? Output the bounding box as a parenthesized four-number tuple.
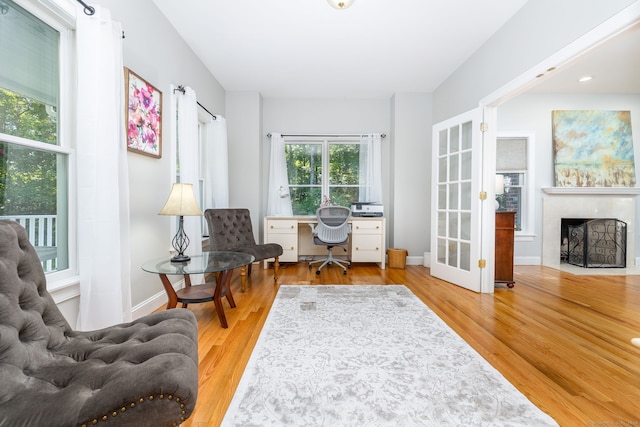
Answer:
(430, 108, 487, 292)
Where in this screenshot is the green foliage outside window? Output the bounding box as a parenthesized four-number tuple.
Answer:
(285, 141, 362, 215)
(0, 88, 58, 215)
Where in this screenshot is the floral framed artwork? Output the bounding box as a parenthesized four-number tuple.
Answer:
(125, 68, 162, 158)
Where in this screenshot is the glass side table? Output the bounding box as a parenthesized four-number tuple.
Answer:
(142, 251, 254, 328)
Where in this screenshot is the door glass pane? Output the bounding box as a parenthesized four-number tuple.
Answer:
(460, 182, 471, 210)
(448, 240, 458, 267)
(448, 212, 458, 239)
(437, 238, 446, 264)
(449, 153, 459, 181)
(450, 126, 459, 152)
(438, 184, 446, 210)
(438, 211, 446, 237)
(461, 121, 472, 150)
(438, 156, 447, 183)
(460, 242, 471, 271)
(461, 151, 472, 180)
(460, 212, 471, 240)
(448, 183, 458, 210)
(439, 129, 448, 155)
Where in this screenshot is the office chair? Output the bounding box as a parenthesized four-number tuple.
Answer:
(309, 206, 352, 275)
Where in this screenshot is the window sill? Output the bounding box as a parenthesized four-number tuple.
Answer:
(515, 233, 535, 242)
(47, 275, 81, 304)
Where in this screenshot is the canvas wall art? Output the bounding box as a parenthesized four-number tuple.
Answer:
(552, 110, 635, 187)
(125, 68, 162, 158)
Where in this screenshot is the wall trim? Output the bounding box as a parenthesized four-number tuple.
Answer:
(515, 256, 541, 265)
(131, 279, 184, 320)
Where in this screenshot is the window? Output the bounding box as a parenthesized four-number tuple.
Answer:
(285, 137, 373, 215)
(496, 133, 534, 237)
(0, 0, 72, 275)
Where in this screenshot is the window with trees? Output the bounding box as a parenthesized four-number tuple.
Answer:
(0, 0, 70, 274)
(285, 137, 373, 215)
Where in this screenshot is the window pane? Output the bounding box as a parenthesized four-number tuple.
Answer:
(286, 143, 321, 214)
(329, 143, 359, 185)
(0, 143, 68, 272)
(289, 186, 321, 216)
(0, 0, 59, 143)
(328, 186, 358, 208)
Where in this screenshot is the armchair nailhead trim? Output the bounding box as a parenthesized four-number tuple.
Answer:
(78, 394, 188, 427)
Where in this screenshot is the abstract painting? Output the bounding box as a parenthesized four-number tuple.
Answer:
(552, 110, 635, 187)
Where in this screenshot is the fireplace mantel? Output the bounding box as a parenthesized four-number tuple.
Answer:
(542, 187, 640, 196)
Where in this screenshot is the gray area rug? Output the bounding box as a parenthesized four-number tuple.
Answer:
(222, 285, 558, 426)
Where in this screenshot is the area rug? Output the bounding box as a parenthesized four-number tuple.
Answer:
(222, 285, 557, 426)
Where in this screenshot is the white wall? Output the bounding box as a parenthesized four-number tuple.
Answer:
(498, 93, 640, 263)
(261, 97, 392, 240)
(98, 0, 226, 315)
(226, 91, 263, 236)
(390, 93, 433, 261)
(432, 0, 637, 122)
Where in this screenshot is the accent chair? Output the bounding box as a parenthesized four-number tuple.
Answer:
(0, 220, 199, 427)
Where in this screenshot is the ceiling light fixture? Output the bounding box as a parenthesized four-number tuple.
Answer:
(327, 0, 355, 9)
(578, 76, 593, 83)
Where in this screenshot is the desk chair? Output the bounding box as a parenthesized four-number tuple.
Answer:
(309, 206, 351, 275)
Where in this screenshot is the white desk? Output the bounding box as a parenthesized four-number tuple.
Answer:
(264, 216, 386, 269)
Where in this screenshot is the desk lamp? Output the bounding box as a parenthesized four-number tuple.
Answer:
(159, 183, 203, 262)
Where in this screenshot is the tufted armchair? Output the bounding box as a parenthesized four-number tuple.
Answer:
(204, 208, 283, 292)
(0, 220, 199, 427)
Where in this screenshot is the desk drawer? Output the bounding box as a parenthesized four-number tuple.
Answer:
(351, 234, 383, 262)
(266, 220, 298, 234)
(352, 220, 383, 235)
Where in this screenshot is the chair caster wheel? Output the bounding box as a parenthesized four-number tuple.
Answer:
(343, 270, 347, 275)
(316, 270, 321, 275)
(308, 264, 312, 270)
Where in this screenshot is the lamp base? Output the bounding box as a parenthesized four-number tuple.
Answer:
(170, 253, 191, 263)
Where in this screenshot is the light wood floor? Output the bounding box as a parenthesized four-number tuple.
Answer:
(177, 263, 640, 427)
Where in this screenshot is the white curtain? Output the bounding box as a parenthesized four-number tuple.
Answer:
(359, 133, 383, 203)
(76, 6, 131, 330)
(176, 87, 203, 282)
(204, 116, 229, 208)
(267, 133, 293, 216)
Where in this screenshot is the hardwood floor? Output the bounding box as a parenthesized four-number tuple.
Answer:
(178, 263, 640, 426)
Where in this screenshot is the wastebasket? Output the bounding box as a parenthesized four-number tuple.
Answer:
(387, 248, 408, 269)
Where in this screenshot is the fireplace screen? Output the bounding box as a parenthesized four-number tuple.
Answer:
(567, 218, 627, 268)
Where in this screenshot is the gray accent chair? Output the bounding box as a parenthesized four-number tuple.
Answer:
(0, 220, 199, 427)
(204, 208, 283, 292)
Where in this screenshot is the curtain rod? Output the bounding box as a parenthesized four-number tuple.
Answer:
(173, 85, 217, 120)
(75, 0, 95, 15)
(267, 133, 386, 138)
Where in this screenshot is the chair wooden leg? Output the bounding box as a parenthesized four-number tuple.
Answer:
(240, 265, 247, 292)
(273, 256, 280, 283)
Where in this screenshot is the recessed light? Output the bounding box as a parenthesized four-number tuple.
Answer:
(578, 76, 593, 83)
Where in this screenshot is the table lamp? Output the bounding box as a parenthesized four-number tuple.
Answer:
(159, 183, 203, 262)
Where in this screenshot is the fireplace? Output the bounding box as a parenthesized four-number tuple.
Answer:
(541, 189, 638, 269)
(563, 218, 627, 268)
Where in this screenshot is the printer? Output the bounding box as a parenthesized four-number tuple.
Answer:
(351, 202, 384, 217)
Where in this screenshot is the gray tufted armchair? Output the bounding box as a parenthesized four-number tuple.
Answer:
(0, 220, 199, 427)
(204, 208, 283, 292)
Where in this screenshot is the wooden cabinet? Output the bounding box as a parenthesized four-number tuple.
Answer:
(495, 211, 515, 287)
(351, 219, 385, 264)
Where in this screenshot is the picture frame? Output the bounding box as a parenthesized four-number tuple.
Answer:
(125, 67, 162, 158)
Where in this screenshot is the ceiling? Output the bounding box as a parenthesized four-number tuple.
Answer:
(152, 0, 528, 99)
(152, 1, 640, 99)
(528, 21, 640, 94)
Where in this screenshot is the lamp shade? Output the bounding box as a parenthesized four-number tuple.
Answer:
(159, 183, 203, 216)
(327, 0, 355, 9)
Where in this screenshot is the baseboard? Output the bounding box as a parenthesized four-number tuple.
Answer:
(514, 256, 541, 265)
(132, 278, 184, 320)
(406, 255, 424, 266)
